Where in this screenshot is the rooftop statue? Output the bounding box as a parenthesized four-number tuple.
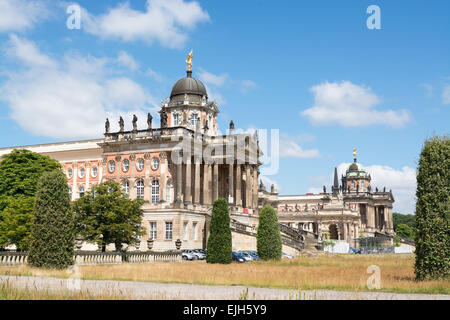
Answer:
(105, 118, 110, 133)
(186, 50, 193, 71)
(132, 114, 138, 131)
(353, 148, 357, 160)
(147, 113, 153, 130)
(160, 108, 168, 128)
(119, 116, 124, 132)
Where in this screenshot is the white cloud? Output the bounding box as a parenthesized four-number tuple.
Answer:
(198, 69, 229, 87)
(145, 67, 165, 82)
(0, 0, 49, 32)
(442, 85, 450, 105)
(421, 83, 433, 97)
(82, 0, 209, 48)
(5, 34, 56, 68)
(116, 51, 139, 71)
(301, 81, 411, 128)
(279, 134, 321, 158)
(336, 163, 416, 214)
(260, 175, 280, 192)
(0, 35, 158, 139)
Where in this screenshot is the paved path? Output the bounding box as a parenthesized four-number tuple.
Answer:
(1, 275, 448, 300)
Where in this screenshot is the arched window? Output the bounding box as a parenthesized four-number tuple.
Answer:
(79, 167, 85, 178)
(122, 181, 130, 195)
(91, 166, 98, 178)
(136, 180, 145, 199)
(79, 186, 85, 198)
(122, 159, 130, 172)
(361, 181, 365, 188)
(351, 181, 355, 189)
(151, 180, 160, 204)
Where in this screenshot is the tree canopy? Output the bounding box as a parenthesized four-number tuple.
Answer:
(257, 205, 282, 261)
(28, 170, 75, 269)
(206, 198, 232, 264)
(414, 136, 449, 280)
(72, 181, 145, 252)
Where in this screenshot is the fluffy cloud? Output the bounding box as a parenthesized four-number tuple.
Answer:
(301, 81, 411, 128)
(198, 69, 229, 87)
(116, 51, 139, 71)
(336, 163, 416, 214)
(442, 85, 450, 105)
(279, 134, 321, 159)
(82, 0, 210, 48)
(0, 0, 49, 32)
(0, 35, 157, 139)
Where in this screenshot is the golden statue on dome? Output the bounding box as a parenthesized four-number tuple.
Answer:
(186, 50, 193, 71)
(353, 148, 357, 161)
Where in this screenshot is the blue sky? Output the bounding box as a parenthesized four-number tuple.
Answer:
(0, 0, 449, 214)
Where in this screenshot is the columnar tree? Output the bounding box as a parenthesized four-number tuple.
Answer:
(206, 198, 232, 264)
(257, 205, 282, 260)
(414, 136, 449, 280)
(72, 182, 144, 252)
(0, 149, 60, 251)
(28, 170, 75, 269)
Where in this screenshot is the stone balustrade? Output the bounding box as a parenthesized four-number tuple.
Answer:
(0, 250, 181, 266)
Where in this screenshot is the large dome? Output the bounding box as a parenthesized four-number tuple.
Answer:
(170, 70, 207, 99)
(346, 161, 368, 177)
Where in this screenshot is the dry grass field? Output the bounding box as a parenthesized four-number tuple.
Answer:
(1, 254, 448, 294)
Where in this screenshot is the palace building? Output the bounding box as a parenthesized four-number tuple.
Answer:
(0, 56, 395, 253)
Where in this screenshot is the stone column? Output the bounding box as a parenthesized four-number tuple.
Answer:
(203, 164, 210, 205)
(73, 163, 78, 199)
(252, 165, 258, 209)
(85, 162, 90, 190)
(175, 151, 183, 206)
(213, 163, 219, 201)
(116, 155, 122, 183)
(368, 206, 376, 230)
(160, 152, 167, 203)
(185, 157, 192, 205)
(144, 153, 151, 202)
(194, 157, 201, 204)
(246, 165, 251, 208)
(228, 163, 234, 204)
(235, 164, 242, 207)
(130, 155, 136, 199)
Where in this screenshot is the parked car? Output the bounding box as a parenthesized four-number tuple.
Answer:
(247, 251, 260, 260)
(238, 251, 254, 262)
(282, 252, 294, 259)
(349, 247, 361, 254)
(191, 249, 206, 260)
(232, 251, 245, 263)
(181, 250, 198, 261)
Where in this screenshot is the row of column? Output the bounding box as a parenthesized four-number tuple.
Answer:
(175, 160, 259, 209)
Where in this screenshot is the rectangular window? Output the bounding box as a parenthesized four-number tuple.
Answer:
(165, 222, 173, 240)
(183, 222, 188, 240)
(149, 222, 157, 241)
(192, 222, 197, 240)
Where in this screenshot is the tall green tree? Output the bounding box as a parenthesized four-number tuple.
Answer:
(0, 149, 61, 250)
(414, 136, 450, 280)
(395, 223, 415, 240)
(72, 182, 144, 252)
(257, 205, 282, 261)
(28, 170, 75, 269)
(206, 198, 232, 264)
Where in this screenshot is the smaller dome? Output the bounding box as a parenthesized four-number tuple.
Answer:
(170, 70, 207, 99)
(349, 163, 359, 171)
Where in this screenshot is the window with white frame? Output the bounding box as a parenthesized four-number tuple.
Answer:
(137, 158, 145, 171)
(67, 167, 73, 179)
(361, 181, 365, 188)
(189, 113, 199, 128)
(173, 113, 181, 126)
(137, 179, 145, 199)
(108, 160, 115, 173)
(78, 186, 85, 198)
(79, 167, 85, 178)
(122, 159, 130, 172)
(165, 222, 173, 240)
(151, 180, 159, 204)
(122, 181, 130, 195)
(91, 166, 98, 178)
(149, 222, 157, 240)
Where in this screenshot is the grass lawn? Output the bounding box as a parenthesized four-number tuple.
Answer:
(1, 254, 448, 295)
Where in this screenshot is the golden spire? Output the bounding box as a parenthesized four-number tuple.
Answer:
(353, 148, 357, 161)
(185, 50, 193, 71)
